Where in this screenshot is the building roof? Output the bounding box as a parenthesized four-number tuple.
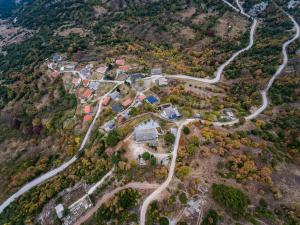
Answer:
(146, 95, 158, 104)
(137, 94, 146, 101)
(80, 68, 91, 77)
(64, 64, 76, 70)
(82, 79, 90, 87)
(83, 105, 92, 114)
(109, 91, 121, 100)
(89, 81, 99, 90)
(96, 66, 107, 74)
(151, 68, 162, 76)
(157, 77, 168, 86)
(131, 73, 144, 80)
(134, 120, 159, 142)
(117, 73, 128, 81)
(116, 59, 125, 65)
(122, 98, 133, 108)
(83, 114, 93, 122)
(55, 204, 64, 219)
(82, 89, 93, 99)
(162, 106, 181, 119)
(102, 96, 111, 106)
(72, 78, 81, 85)
(52, 53, 62, 62)
(111, 103, 124, 113)
(119, 65, 129, 72)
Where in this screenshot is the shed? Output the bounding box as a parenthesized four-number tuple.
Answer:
(151, 68, 162, 76)
(55, 204, 64, 219)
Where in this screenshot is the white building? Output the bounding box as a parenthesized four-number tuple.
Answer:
(55, 204, 64, 219)
(156, 77, 168, 86)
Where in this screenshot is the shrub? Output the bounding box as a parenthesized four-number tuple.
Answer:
(106, 130, 120, 147)
(164, 132, 175, 145)
(183, 126, 190, 135)
(212, 183, 249, 219)
(201, 209, 220, 225)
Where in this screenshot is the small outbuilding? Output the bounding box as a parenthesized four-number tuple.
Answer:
(55, 204, 64, 219)
(146, 96, 159, 105)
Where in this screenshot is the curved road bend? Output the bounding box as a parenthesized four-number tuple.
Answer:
(246, 11, 300, 120)
(165, 0, 257, 84)
(140, 119, 195, 225)
(211, 11, 300, 126)
(0, 84, 120, 213)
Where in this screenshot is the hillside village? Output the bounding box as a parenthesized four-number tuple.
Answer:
(0, 0, 300, 225)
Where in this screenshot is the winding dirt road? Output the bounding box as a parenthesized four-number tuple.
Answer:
(139, 3, 300, 225)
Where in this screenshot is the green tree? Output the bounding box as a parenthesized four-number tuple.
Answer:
(183, 126, 190, 135)
(212, 184, 249, 219)
(164, 132, 175, 145)
(106, 130, 120, 147)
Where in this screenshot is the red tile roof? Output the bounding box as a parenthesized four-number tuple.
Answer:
(72, 78, 81, 85)
(82, 89, 93, 99)
(116, 59, 125, 65)
(102, 96, 111, 106)
(83, 114, 93, 122)
(119, 65, 129, 72)
(82, 79, 90, 87)
(122, 98, 133, 108)
(137, 94, 146, 101)
(96, 66, 107, 74)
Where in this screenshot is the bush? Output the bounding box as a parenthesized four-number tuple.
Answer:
(142, 152, 151, 160)
(179, 192, 188, 204)
(164, 132, 175, 145)
(159, 217, 169, 225)
(106, 130, 120, 147)
(201, 209, 220, 225)
(183, 126, 190, 135)
(212, 183, 249, 219)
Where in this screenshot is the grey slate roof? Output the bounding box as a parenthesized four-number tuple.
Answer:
(89, 81, 99, 90)
(109, 91, 121, 100)
(134, 120, 159, 142)
(151, 68, 162, 76)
